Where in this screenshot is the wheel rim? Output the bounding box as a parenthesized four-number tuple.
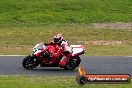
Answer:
(67, 59, 77, 69)
(25, 58, 35, 68)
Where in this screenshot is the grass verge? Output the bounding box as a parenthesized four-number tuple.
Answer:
(0, 26, 132, 56)
(0, 76, 131, 88)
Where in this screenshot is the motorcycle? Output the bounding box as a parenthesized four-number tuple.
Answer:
(22, 43, 85, 70)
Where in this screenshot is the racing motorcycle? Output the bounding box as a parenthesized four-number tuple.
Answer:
(22, 43, 85, 70)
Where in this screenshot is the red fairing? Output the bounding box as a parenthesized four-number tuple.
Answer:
(47, 44, 64, 59)
(34, 49, 46, 57)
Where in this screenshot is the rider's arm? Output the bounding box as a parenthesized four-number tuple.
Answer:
(47, 40, 54, 45)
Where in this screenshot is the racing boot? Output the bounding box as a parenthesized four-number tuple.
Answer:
(59, 53, 72, 68)
(59, 56, 68, 68)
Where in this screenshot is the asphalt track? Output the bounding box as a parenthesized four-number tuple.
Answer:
(0, 56, 132, 76)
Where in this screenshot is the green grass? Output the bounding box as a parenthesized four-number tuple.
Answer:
(0, 76, 131, 88)
(0, 26, 132, 56)
(0, 0, 132, 55)
(0, 0, 131, 27)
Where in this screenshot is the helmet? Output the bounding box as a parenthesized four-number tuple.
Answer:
(54, 34, 63, 44)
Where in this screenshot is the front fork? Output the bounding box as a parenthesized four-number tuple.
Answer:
(30, 54, 41, 63)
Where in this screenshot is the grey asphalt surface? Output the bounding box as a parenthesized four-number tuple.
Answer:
(0, 56, 132, 76)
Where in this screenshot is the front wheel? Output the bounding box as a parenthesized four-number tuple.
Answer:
(22, 55, 39, 69)
(64, 57, 81, 70)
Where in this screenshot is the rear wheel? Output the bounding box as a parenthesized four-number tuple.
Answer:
(22, 55, 39, 69)
(64, 57, 81, 70)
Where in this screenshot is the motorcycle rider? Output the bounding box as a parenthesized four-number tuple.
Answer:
(46, 34, 72, 67)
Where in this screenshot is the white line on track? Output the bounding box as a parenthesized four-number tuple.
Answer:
(126, 56, 132, 57)
(0, 55, 26, 56)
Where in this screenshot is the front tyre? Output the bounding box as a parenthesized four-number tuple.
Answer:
(64, 57, 81, 70)
(22, 55, 39, 69)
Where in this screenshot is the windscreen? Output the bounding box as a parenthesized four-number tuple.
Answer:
(34, 43, 46, 50)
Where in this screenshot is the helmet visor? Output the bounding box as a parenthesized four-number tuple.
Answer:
(54, 37, 61, 43)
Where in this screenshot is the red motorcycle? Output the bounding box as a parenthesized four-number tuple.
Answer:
(22, 43, 85, 70)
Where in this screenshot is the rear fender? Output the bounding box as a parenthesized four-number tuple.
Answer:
(70, 45, 85, 56)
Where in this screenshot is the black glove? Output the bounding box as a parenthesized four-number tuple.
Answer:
(44, 43, 48, 46)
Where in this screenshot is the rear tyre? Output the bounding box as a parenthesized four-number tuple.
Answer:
(22, 55, 39, 69)
(64, 57, 81, 70)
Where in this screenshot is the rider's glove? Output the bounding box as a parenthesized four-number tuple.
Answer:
(44, 43, 48, 46)
(58, 46, 64, 52)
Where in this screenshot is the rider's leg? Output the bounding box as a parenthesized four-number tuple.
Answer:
(59, 53, 72, 67)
